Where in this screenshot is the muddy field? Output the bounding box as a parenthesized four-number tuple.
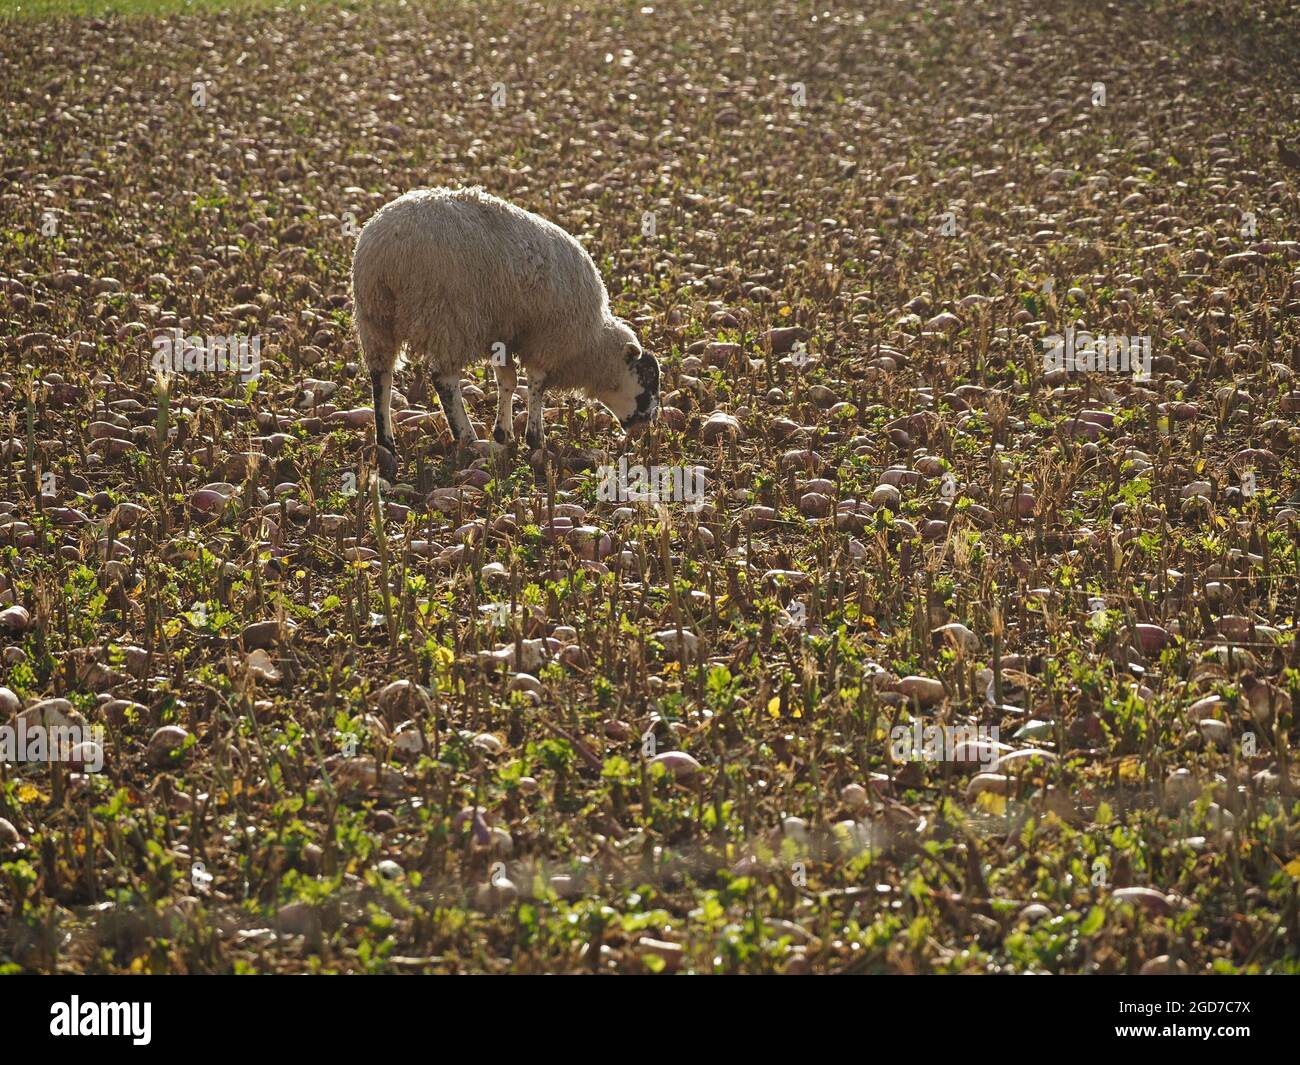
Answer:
(1, 0, 1299, 974)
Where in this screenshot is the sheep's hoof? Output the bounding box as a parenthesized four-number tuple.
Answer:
(450, 438, 488, 466)
(375, 444, 399, 482)
(489, 427, 517, 457)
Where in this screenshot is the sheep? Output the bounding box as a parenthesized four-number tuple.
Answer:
(351, 186, 660, 478)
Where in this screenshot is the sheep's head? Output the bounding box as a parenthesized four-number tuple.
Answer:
(592, 319, 659, 437)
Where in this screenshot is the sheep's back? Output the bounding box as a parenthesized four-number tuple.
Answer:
(354, 189, 608, 361)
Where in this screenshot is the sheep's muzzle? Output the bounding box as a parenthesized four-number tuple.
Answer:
(622, 406, 658, 438)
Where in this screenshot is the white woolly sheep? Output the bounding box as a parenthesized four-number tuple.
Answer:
(351, 186, 660, 476)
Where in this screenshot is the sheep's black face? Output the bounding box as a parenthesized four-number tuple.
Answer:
(595, 324, 659, 434)
(621, 348, 660, 437)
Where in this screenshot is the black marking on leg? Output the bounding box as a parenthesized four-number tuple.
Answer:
(434, 383, 464, 436)
(525, 380, 546, 449)
(371, 371, 394, 451)
(437, 383, 479, 448)
(493, 426, 506, 444)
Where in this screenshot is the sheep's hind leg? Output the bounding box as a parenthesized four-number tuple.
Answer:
(490, 359, 518, 454)
(434, 374, 478, 461)
(370, 368, 399, 482)
(525, 376, 546, 451)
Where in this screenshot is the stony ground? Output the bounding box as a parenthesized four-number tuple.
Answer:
(1, 0, 1299, 973)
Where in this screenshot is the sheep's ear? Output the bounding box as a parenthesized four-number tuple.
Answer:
(624, 343, 641, 365)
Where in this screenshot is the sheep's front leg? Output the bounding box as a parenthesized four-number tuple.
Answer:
(525, 377, 546, 451)
(434, 374, 478, 453)
(490, 360, 517, 452)
(370, 368, 398, 481)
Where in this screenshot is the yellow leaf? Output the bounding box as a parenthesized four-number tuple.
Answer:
(779, 306, 792, 317)
(1284, 857, 1300, 878)
(975, 792, 1007, 815)
(17, 782, 46, 803)
(767, 697, 781, 719)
